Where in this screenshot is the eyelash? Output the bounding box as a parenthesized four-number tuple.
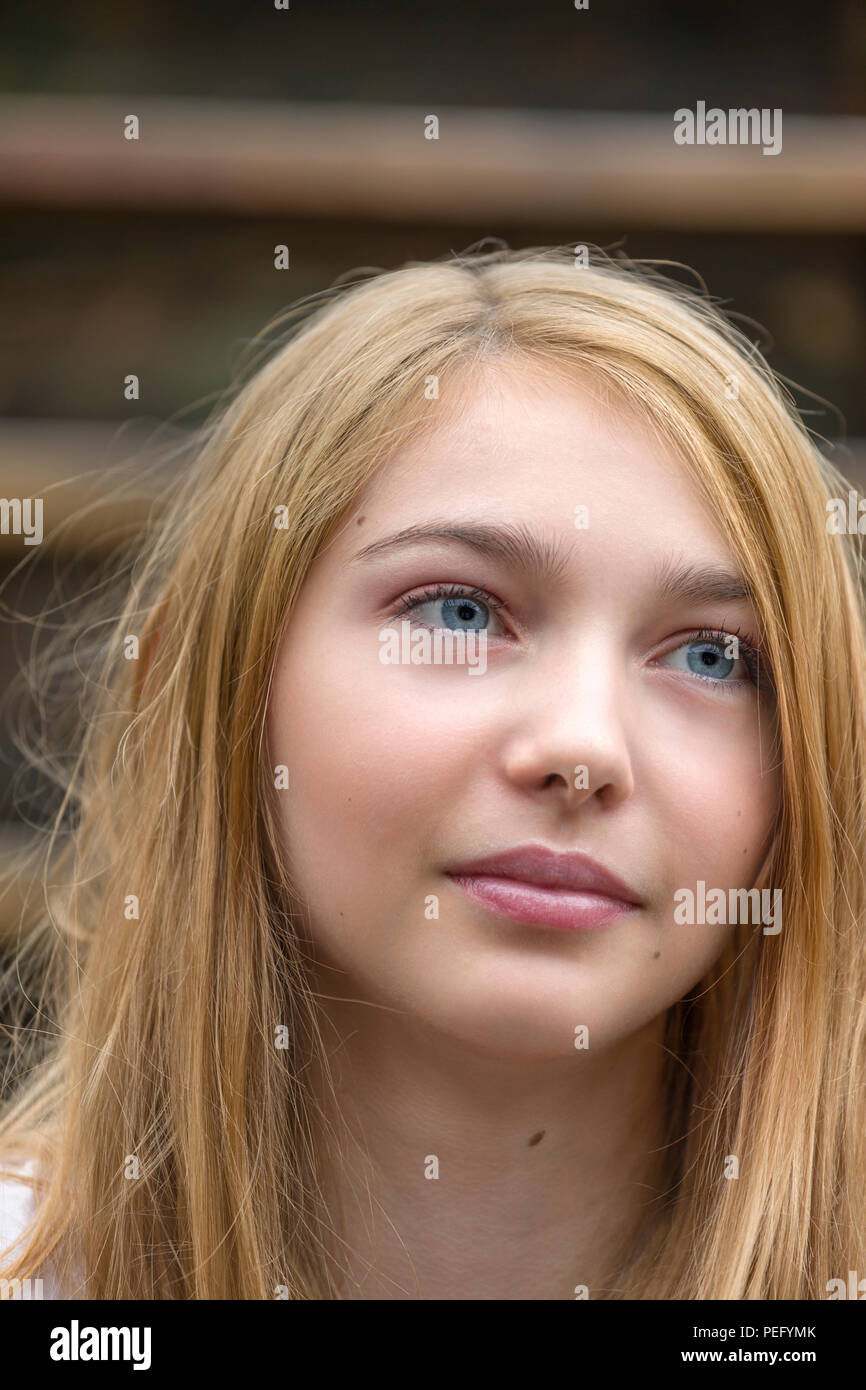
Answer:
(682, 625, 770, 693)
(390, 587, 771, 692)
(392, 583, 507, 622)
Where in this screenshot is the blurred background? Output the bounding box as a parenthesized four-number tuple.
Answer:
(0, 0, 864, 942)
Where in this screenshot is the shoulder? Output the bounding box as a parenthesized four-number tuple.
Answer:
(0, 1156, 63, 1298)
(0, 1157, 38, 1253)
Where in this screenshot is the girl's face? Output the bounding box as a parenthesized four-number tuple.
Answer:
(266, 360, 781, 1059)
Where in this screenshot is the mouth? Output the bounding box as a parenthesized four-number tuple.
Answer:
(445, 844, 643, 932)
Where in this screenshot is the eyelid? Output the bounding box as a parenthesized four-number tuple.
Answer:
(387, 582, 519, 642)
(382, 592, 773, 691)
(391, 582, 508, 619)
(659, 625, 771, 692)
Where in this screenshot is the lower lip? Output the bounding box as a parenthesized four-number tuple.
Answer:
(448, 874, 640, 931)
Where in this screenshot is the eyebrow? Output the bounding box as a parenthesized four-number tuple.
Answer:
(653, 555, 754, 605)
(351, 521, 753, 605)
(351, 521, 572, 584)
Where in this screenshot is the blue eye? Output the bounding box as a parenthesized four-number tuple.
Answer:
(659, 630, 759, 686)
(394, 584, 507, 635)
(435, 596, 489, 630)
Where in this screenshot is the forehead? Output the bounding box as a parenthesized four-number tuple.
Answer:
(350, 358, 729, 563)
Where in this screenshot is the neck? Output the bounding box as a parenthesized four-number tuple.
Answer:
(307, 978, 671, 1300)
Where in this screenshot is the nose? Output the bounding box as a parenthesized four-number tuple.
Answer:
(500, 629, 635, 810)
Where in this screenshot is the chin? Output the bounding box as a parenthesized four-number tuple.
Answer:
(417, 983, 614, 1062)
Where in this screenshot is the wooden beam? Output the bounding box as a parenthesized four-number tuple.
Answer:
(0, 95, 864, 230)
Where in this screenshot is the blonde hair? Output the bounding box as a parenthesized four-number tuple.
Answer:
(1, 244, 864, 1298)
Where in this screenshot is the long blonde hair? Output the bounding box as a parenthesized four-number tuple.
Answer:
(1, 244, 864, 1298)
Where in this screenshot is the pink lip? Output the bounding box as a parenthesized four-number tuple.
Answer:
(446, 845, 643, 932)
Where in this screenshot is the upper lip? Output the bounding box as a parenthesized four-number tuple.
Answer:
(447, 845, 643, 904)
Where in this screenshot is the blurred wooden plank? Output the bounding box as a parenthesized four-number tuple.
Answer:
(0, 95, 864, 230)
(0, 418, 188, 555)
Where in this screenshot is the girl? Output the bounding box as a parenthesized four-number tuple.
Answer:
(1, 244, 864, 1298)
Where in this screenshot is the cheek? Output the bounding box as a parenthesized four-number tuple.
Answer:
(642, 704, 780, 982)
(647, 697, 779, 885)
(265, 633, 482, 936)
